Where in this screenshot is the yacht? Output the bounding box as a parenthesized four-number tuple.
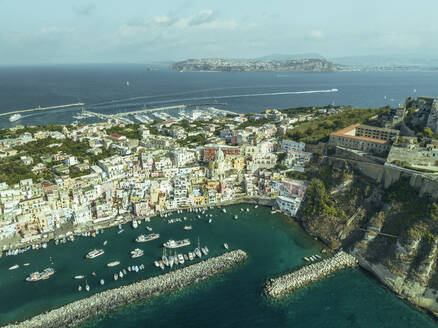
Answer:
(163, 239, 190, 249)
(26, 268, 54, 282)
(85, 249, 104, 259)
(136, 233, 160, 243)
(131, 248, 144, 258)
(9, 113, 22, 122)
(8, 264, 19, 270)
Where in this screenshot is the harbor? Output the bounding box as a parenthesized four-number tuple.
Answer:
(264, 251, 358, 298)
(4, 250, 248, 328)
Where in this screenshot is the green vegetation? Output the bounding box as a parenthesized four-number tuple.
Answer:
(177, 135, 207, 148)
(106, 124, 141, 139)
(302, 178, 347, 218)
(286, 107, 390, 144)
(238, 118, 272, 129)
(382, 178, 438, 235)
(0, 158, 36, 186)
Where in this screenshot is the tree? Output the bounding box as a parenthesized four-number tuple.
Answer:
(424, 127, 433, 138)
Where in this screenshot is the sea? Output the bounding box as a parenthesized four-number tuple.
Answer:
(0, 65, 438, 327)
(0, 205, 436, 328)
(0, 64, 438, 127)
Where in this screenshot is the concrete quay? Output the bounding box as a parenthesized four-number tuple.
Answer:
(264, 251, 358, 298)
(3, 250, 248, 328)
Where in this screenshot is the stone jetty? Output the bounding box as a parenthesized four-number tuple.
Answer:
(265, 251, 357, 298)
(4, 250, 247, 328)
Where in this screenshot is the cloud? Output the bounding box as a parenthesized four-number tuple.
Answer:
(72, 3, 96, 16)
(188, 10, 218, 26)
(310, 30, 324, 39)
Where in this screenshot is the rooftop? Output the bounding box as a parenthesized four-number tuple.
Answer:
(330, 124, 388, 144)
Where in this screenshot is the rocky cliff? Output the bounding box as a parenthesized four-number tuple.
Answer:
(298, 158, 438, 317)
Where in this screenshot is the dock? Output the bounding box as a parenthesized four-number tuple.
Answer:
(0, 103, 85, 118)
(4, 250, 247, 328)
(264, 251, 358, 298)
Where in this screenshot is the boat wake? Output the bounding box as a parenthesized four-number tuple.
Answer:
(86, 89, 339, 111)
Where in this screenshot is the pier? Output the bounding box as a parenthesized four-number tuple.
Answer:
(264, 251, 358, 298)
(0, 103, 85, 118)
(3, 250, 248, 328)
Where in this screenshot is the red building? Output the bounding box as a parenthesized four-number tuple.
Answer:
(203, 144, 240, 161)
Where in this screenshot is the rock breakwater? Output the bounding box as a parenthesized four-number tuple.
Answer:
(4, 250, 248, 328)
(265, 251, 357, 298)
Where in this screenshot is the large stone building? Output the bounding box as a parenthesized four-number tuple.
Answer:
(203, 144, 240, 161)
(329, 124, 399, 153)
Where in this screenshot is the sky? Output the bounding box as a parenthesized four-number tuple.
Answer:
(1, 0, 438, 65)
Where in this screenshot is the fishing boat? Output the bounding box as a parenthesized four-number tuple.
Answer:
(224, 243, 229, 250)
(26, 268, 55, 282)
(184, 225, 192, 230)
(8, 264, 19, 270)
(85, 249, 104, 259)
(74, 275, 85, 279)
(107, 261, 120, 267)
(163, 238, 190, 249)
(136, 233, 160, 243)
(131, 248, 144, 258)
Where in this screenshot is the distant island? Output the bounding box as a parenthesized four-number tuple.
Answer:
(170, 58, 338, 72)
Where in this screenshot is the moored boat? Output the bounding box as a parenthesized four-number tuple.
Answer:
(224, 243, 229, 249)
(26, 268, 54, 282)
(85, 249, 104, 259)
(8, 264, 19, 270)
(107, 261, 120, 267)
(131, 248, 144, 258)
(184, 225, 192, 230)
(136, 233, 160, 243)
(74, 275, 85, 279)
(177, 253, 185, 264)
(163, 238, 190, 249)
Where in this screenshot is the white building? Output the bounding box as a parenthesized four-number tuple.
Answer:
(281, 139, 305, 152)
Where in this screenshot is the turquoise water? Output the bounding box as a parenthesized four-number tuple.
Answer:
(0, 205, 436, 327)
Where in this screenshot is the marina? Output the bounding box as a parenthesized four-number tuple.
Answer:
(0, 205, 435, 327)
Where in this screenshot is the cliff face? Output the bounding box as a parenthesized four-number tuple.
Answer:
(170, 58, 338, 72)
(298, 158, 438, 317)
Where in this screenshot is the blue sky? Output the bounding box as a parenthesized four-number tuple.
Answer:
(0, 0, 437, 64)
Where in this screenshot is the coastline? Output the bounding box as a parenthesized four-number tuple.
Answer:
(3, 250, 248, 328)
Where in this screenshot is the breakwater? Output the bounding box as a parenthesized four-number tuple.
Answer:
(3, 250, 247, 328)
(264, 251, 358, 298)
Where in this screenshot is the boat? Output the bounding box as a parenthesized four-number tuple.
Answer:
(9, 113, 22, 122)
(183, 225, 192, 230)
(154, 261, 160, 267)
(168, 255, 174, 268)
(234, 215, 238, 220)
(107, 261, 120, 267)
(119, 271, 124, 278)
(177, 253, 185, 264)
(132, 220, 138, 229)
(131, 248, 144, 258)
(85, 281, 90, 291)
(184, 254, 188, 261)
(188, 252, 194, 261)
(201, 247, 208, 256)
(118, 229, 124, 234)
(194, 237, 202, 258)
(91, 272, 97, 276)
(162, 248, 169, 266)
(224, 243, 229, 250)
(246, 208, 250, 212)
(8, 264, 19, 270)
(74, 275, 85, 279)
(85, 249, 104, 259)
(100, 279, 105, 285)
(103, 240, 108, 246)
(163, 239, 190, 249)
(304, 257, 310, 262)
(78, 285, 82, 291)
(23, 263, 30, 266)
(114, 273, 118, 281)
(26, 268, 55, 282)
(255, 205, 258, 208)
(222, 208, 227, 213)
(159, 262, 165, 270)
(146, 226, 153, 231)
(136, 233, 160, 243)
(208, 219, 212, 223)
